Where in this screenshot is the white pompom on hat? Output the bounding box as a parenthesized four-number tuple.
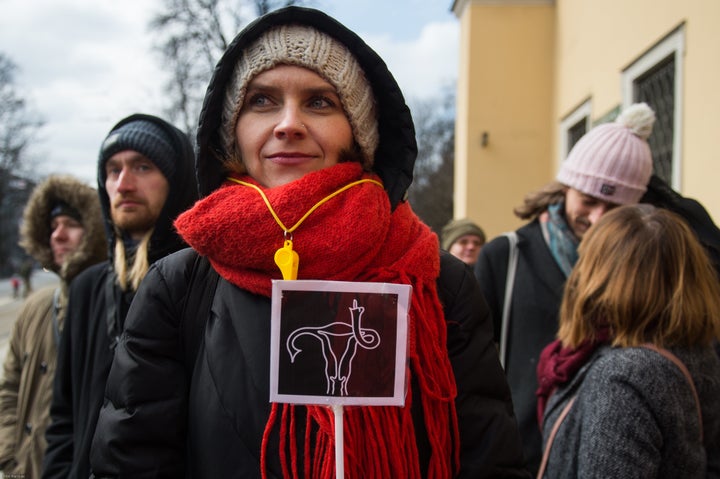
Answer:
(221, 24, 379, 169)
(556, 103, 656, 205)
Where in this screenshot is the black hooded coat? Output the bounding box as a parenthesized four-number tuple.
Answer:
(41, 114, 198, 479)
(89, 8, 528, 479)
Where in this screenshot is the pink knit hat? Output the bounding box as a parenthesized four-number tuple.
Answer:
(556, 103, 656, 205)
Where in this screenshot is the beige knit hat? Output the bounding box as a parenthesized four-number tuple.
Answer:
(221, 24, 379, 169)
(556, 103, 656, 205)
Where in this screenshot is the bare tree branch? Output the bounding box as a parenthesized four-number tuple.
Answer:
(149, 0, 311, 138)
(0, 52, 43, 276)
(407, 86, 456, 235)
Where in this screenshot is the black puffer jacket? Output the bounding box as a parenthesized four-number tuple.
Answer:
(42, 115, 198, 479)
(92, 248, 527, 478)
(90, 7, 527, 478)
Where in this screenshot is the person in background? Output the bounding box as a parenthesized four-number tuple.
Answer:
(0, 175, 106, 479)
(42, 114, 198, 479)
(441, 218, 486, 268)
(536, 204, 720, 478)
(90, 7, 528, 478)
(10, 276, 20, 299)
(18, 260, 34, 298)
(475, 102, 656, 474)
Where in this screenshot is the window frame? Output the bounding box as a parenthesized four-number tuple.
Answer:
(622, 25, 685, 190)
(559, 99, 592, 166)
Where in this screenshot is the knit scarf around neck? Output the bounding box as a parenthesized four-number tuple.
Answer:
(174, 162, 459, 478)
(539, 202, 579, 277)
(535, 326, 611, 427)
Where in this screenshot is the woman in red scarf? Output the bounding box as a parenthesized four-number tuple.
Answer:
(89, 7, 527, 479)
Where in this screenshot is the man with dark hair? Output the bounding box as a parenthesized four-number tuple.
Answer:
(42, 114, 198, 479)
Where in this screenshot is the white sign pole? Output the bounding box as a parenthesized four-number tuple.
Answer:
(334, 404, 344, 479)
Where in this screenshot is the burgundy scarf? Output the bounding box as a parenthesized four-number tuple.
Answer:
(535, 328, 610, 427)
(175, 162, 459, 478)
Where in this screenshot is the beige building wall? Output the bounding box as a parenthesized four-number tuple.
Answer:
(454, 0, 720, 238)
(555, 0, 720, 221)
(453, 1, 555, 238)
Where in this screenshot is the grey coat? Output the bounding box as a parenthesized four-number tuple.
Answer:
(540, 345, 720, 478)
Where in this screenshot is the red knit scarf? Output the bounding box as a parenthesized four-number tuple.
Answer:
(174, 162, 459, 478)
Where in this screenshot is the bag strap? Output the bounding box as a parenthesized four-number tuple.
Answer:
(499, 231, 519, 369)
(536, 396, 576, 478)
(640, 343, 703, 441)
(536, 344, 703, 478)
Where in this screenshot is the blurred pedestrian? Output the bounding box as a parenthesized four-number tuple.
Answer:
(0, 175, 106, 479)
(10, 277, 20, 299)
(441, 218, 486, 268)
(18, 260, 33, 298)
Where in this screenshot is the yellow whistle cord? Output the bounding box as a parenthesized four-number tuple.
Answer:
(227, 176, 384, 279)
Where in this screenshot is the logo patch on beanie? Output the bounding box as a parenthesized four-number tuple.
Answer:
(600, 184, 616, 196)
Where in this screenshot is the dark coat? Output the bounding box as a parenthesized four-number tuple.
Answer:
(640, 174, 720, 274)
(90, 250, 528, 478)
(474, 219, 566, 474)
(90, 6, 527, 478)
(42, 115, 198, 479)
(540, 345, 720, 478)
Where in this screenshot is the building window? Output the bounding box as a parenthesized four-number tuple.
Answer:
(635, 58, 675, 184)
(559, 99, 591, 165)
(567, 118, 587, 152)
(622, 25, 684, 189)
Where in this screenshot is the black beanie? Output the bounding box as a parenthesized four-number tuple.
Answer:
(99, 119, 177, 180)
(50, 200, 82, 223)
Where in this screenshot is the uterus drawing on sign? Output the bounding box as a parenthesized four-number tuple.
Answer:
(270, 280, 410, 406)
(286, 299, 381, 397)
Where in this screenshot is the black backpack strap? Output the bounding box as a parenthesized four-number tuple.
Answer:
(179, 252, 220, 373)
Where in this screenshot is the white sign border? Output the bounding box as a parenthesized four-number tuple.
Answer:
(269, 280, 411, 406)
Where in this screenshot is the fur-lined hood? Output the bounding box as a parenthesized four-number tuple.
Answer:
(19, 175, 107, 284)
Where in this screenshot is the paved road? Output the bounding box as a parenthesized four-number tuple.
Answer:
(0, 270, 59, 378)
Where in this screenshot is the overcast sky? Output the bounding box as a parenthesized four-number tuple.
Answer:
(0, 0, 459, 186)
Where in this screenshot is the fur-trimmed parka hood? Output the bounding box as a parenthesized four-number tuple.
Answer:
(195, 6, 417, 210)
(19, 175, 107, 284)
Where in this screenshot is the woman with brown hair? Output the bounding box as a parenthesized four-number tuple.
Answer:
(536, 204, 720, 478)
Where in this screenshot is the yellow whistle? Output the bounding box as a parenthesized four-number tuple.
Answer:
(274, 240, 299, 280)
